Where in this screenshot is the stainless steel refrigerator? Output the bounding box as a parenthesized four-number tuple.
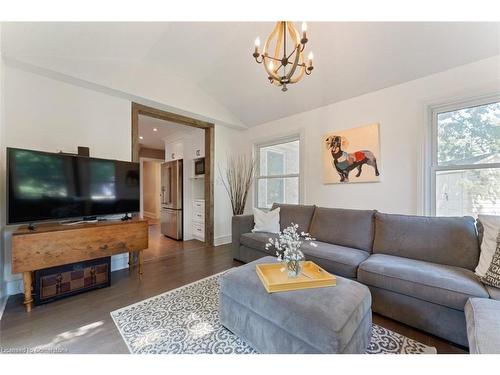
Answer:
(160, 159, 183, 240)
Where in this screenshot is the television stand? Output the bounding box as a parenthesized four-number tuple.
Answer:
(12, 218, 148, 312)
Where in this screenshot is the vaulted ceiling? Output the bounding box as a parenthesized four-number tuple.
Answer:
(2, 22, 499, 127)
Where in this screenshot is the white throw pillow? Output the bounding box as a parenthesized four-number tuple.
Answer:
(476, 214, 500, 277)
(252, 207, 280, 234)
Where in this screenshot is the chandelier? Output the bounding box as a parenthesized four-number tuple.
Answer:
(252, 21, 314, 92)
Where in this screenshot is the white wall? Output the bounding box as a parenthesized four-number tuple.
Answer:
(234, 56, 500, 216)
(1, 65, 132, 295)
(214, 124, 241, 245)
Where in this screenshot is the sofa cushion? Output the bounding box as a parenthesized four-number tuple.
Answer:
(475, 214, 500, 277)
(252, 207, 280, 233)
(301, 241, 370, 278)
(465, 298, 500, 354)
(271, 203, 316, 233)
(373, 212, 480, 270)
(358, 254, 489, 311)
(240, 232, 278, 256)
(486, 285, 500, 301)
(309, 207, 376, 252)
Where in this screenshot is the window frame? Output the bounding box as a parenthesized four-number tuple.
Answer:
(254, 135, 301, 210)
(427, 94, 500, 216)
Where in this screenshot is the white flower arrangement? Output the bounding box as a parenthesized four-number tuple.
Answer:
(265, 223, 315, 277)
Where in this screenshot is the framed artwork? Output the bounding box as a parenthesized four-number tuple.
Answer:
(323, 123, 381, 184)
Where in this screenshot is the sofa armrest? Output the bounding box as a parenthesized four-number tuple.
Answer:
(232, 214, 254, 261)
(465, 298, 500, 354)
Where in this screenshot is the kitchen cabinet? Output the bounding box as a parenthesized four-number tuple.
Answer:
(191, 135, 205, 159)
(165, 139, 184, 161)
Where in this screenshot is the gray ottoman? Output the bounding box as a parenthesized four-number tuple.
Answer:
(219, 256, 372, 353)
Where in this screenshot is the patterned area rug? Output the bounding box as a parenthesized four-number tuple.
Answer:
(111, 273, 437, 354)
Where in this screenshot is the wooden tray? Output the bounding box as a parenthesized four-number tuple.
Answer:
(256, 261, 336, 293)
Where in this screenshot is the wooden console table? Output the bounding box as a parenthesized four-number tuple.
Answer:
(12, 219, 149, 312)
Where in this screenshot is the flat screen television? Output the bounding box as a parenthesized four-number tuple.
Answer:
(7, 148, 140, 224)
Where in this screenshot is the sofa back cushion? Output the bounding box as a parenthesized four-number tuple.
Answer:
(373, 212, 480, 270)
(308, 207, 376, 252)
(271, 203, 316, 234)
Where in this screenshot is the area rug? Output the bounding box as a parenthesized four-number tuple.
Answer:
(111, 273, 437, 354)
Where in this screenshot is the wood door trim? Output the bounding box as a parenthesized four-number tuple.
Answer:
(131, 103, 215, 246)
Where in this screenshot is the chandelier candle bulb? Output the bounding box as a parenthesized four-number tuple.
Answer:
(254, 37, 260, 54)
(301, 22, 307, 42)
(308, 51, 314, 66)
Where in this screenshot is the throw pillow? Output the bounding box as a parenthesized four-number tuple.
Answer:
(475, 215, 500, 277)
(252, 207, 280, 234)
(481, 230, 500, 288)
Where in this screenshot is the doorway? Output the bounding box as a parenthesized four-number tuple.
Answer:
(131, 103, 215, 246)
(141, 158, 162, 223)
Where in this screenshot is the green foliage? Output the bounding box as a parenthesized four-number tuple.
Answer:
(437, 102, 500, 215)
(438, 102, 500, 164)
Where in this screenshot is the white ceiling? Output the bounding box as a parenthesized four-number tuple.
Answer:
(138, 114, 202, 149)
(3, 22, 500, 126)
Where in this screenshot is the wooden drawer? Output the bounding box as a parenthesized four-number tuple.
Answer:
(192, 211, 204, 223)
(193, 200, 205, 210)
(192, 222, 205, 239)
(193, 206, 204, 216)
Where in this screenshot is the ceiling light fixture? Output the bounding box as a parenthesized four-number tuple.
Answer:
(253, 21, 314, 92)
(153, 128, 158, 132)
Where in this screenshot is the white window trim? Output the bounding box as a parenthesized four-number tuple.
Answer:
(425, 93, 500, 216)
(254, 135, 301, 210)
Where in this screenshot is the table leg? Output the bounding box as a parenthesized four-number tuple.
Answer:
(138, 250, 143, 279)
(23, 271, 34, 312)
(128, 251, 133, 270)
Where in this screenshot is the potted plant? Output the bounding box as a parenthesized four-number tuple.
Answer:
(266, 224, 315, 278)
(219, 154, 255, 215)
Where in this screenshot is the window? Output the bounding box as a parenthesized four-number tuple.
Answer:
(255, 138, 300, 209)
(430, 97, 500, 217)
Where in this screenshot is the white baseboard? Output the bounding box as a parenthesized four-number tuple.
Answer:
(111, 253, 129, 272)
(6, 278, 23, 296)
(214, 235, 232, 246)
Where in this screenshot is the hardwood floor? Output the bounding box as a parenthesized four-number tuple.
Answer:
(142, 223, 206, 262)
(0, 226, 467, 354)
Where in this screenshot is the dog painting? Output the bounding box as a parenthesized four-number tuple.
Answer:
(323, 123, 381, 184)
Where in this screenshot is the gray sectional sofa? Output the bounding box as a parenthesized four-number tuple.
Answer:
(231, 203, 500, 348)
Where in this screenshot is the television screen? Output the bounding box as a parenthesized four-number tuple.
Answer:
(7, 148, 140, 224)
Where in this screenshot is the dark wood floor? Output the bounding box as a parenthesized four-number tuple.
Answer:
(0, 225, 467, 354)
